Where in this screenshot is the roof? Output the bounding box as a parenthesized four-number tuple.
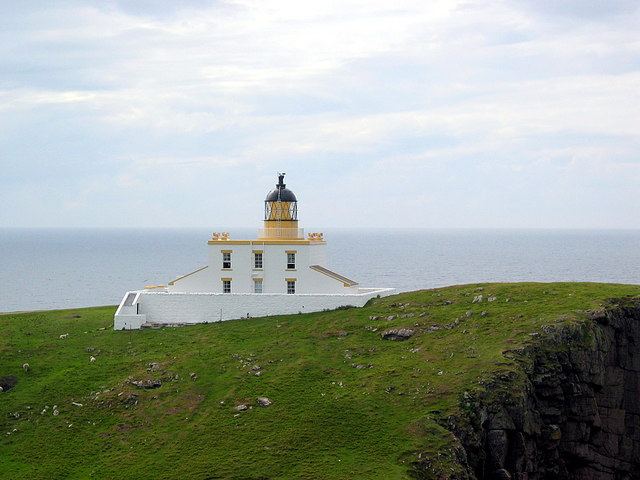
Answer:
(265, 172, 297, 202)
(309, 265, 359, 287)
(265, 187, 297, 202)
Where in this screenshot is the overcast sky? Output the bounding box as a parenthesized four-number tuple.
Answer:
(1, 0, 639, 229)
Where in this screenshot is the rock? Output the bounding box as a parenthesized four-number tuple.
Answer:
(380, 329, 414, 341)
(234, 404, 248, 411)
(465, 311, 473, 317)
(190, 372, 197, 381)
(130, 379, 162, 389)
(488, 296, 497, 302)
(472, 295, 483, 304)
(444, 319, 461, 329)
(450, 301, 640, 480)
(256, 397, 272, 407)
(481, 311, 489, 317)
(121, 394, 138, 405)
(0, 376, 18, 392)
(486, 429, 508, 472)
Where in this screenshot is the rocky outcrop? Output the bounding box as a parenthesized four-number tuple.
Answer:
(432, 299, 640, 480)
(381, 328, 415, 341)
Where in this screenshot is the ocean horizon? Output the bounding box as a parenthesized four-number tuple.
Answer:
(1, 227, 639, 313)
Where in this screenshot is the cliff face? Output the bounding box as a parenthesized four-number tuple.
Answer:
(442, 302, 640, 480)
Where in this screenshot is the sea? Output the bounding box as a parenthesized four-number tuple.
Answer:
(1, 228, 639, 313)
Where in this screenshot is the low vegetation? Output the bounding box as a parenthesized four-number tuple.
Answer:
(1, 282, 639, 480)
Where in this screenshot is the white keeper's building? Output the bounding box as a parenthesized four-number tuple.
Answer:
(114, 174, 394, 329)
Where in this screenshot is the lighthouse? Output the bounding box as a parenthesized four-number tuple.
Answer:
(114, 174, 394, 329)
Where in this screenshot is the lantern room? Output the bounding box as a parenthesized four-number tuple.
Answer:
(260, 173, 302, 240)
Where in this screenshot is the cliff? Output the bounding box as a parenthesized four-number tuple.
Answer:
(427, 297, 640, 480)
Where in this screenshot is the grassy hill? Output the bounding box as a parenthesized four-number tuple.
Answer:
(2, 282, 639, 480)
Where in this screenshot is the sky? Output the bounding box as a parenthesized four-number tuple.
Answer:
(1, 0, 639, 229)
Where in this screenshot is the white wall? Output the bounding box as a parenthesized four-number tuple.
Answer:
(169, 241, 353, 295)
(113, 288, 395, 329)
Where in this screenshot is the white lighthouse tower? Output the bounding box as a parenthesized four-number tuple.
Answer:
(114, 174, 394, 329)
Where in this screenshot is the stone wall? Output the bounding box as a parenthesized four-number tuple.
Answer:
(113, 288, 395, 329)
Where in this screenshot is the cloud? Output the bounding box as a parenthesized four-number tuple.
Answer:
(1, 0, 639, 228)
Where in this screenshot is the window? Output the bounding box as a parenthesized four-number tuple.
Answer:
(254, 252, 263, 269)
(254, 280, 263, 294)
(287, 280, 296, 294)
(287, 252, 296, 269)
(222, 279, 231, 293)
(222, 252, 231, 269)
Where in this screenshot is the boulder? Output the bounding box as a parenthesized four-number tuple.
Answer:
(256, 397, 272, 407)
(0, 376, 18, 392)
(131, 379, 163, 389)
(380, 329, 414, 341)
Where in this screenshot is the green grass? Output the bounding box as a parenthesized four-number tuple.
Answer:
(1, 282, 639, 480)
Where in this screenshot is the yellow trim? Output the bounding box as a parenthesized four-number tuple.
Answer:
(252, 278, 263, 282)
(264, 219, 298, 225)
(209, 240, 250, 245)
(285, 269, 297, 271)
(285, 278, 297, 282)
(221, 268, 232, 271)
(252, 250, 263, 254)
(208, 239, 325, 245)
(221, 277, 232, 281)
(144, 284, 166, 289)
(168, 266, 208, 285)
(285, 250, 297, 254)
(252, 268, 263, 271)
(221, 249, 233, 253)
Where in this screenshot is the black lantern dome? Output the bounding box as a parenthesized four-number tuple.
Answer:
(264, 173, 298, 222)
(265, 173, 297, 202)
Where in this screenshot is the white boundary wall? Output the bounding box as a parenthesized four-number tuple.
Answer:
(114, 288, 395, 330)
